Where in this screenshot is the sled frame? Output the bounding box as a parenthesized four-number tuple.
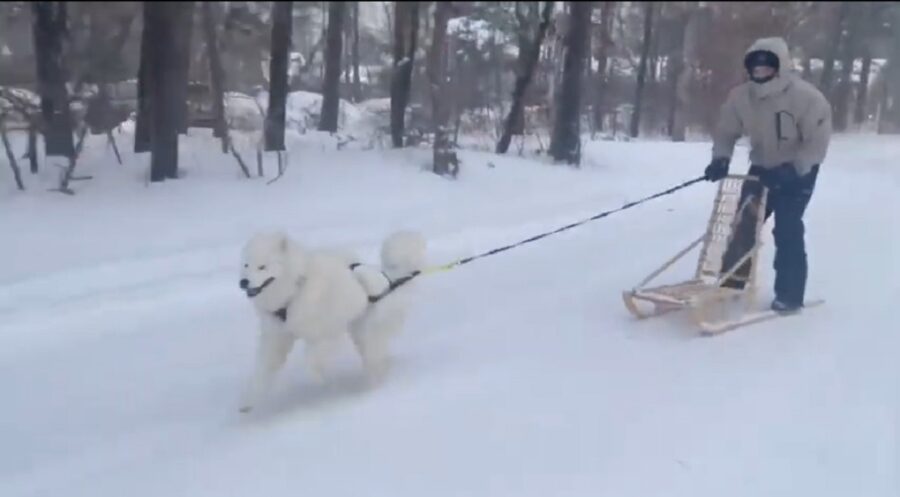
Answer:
(622, 174, 770, 334)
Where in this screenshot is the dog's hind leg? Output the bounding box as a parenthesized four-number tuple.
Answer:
(350, 309, 404, 381)
(303, 333, 343, 383)
(239, 331, 295, 413)
(349, 321, 381, 378)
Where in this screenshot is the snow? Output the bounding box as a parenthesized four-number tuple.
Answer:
(0, 87, 40, 125)
(223, 90, 371, 135)
(1, 127, 899, 497)
(448, 17, 503, 51)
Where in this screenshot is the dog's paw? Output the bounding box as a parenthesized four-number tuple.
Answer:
(363, 358, 392, 383)
(238, 394, 256, 413)
(307, 366, 327, 385)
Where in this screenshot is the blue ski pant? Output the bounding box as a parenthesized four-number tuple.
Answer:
(720, 165, 820, 306)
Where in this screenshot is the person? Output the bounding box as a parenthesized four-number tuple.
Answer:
(703, 36, 832, 313)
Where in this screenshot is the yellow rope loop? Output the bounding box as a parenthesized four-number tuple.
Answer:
(420, 262, 458, 275)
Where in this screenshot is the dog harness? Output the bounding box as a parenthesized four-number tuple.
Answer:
(272, 263, 419, 322)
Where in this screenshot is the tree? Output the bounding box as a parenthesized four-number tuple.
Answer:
(134, 4, 152, 154)
(833, 3, 863, 132)
(390, 1, 419, 148)
(174, 2, 195, 134)
(428, 1, 459, 177)
(819, 2, 849, 99)
(665, 3, 692, 142)
(32, 1, 74, 158)
(497, 1, 554, 154)
(319, 1, 345, 132)
(509, 2, 540, 136)
(854, 3, 874, 126)
(549, 1, 593, 165)
(201, 1, 229, 153)
(881, 5, 900, 133)
(629, 1, 655, 138)
(351, 1, 361, 102)
(1, 117, 25, 190)
(265, 1, 292, 151)
(142, 2, 192, 182)
(592, 1, 616, 132)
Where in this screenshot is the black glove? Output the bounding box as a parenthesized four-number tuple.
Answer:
(761, 162, 799, 190)
(704, 157, 730, 182)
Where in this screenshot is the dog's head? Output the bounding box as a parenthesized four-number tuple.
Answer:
(239, 232, 304, 304)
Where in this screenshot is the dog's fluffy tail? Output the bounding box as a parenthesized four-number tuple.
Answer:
(380, 230, 427, 281)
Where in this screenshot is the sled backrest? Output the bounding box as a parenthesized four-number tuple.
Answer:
(694, 175, 767, 283)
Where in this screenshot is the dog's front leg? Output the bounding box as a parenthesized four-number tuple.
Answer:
(239, 330, 295, 413)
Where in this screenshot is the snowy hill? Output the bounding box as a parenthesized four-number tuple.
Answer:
(1, 130, 898, 497)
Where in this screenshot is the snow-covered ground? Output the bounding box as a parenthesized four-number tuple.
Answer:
(1, 127, 898, 497)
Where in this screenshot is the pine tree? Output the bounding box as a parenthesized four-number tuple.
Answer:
(549, 1, 592, 165)
(319, 1, 345, 132)
(265, 1, 292, 151)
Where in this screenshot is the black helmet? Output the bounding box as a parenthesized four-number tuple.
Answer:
(743, 50, 780, 83)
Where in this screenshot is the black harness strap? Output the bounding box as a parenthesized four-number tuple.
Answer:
(350, 262, 412, 304)
(367, 270, 420, 304)
(274, 307, 287, 321)
(274, 263, 410, 321)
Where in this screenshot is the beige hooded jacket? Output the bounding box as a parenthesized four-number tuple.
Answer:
(712, 37, 832, 176)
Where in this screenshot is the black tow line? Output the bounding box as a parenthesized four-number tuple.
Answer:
(275, 175, 706, 320)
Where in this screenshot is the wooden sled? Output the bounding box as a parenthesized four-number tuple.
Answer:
(622, 174, 802, 335)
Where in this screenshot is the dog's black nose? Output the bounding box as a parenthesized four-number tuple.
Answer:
(239, 278, 249, 289)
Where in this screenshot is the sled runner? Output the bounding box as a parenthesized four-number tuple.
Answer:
(621, 174, 821, 335)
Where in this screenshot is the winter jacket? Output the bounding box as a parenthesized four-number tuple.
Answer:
(712, 37, 832, 176)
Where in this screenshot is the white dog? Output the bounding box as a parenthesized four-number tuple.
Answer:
(237, 230, 427, 412)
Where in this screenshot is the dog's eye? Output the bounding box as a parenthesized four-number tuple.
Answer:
(243, 264, 248, 268)
(258, 265, 266, 271)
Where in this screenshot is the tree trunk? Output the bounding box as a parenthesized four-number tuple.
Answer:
(27, 123, 39, 173)
(546, 21, 566, 137)
(135, 7, 152, 153)
(145, 2, 188, 181)
(497, 1, 555, 154)
(666, 7, 690, 141)
(834, 4, 863, 132)
(1, 121, 25, 191)
(491, 32, 503, 115)
(855, 50, 872, 125)
(319, 1, 345, 132)
(854, 2, 875, 126)
(428, 1, 459, 177)
(76, 10, 136, 90)
(648, 10, 660, 84)
(592, 1, 615, 132)
(629, 1, 654, 138)
(32, 1, 74, 158)
(820, 2, 849, 99)
(265, 1, 293, 151)
(509, 2, 534, 136)
(351, 1, 361, 103)
(201, 1, 229, 153)
(390, 1, 418, 148)
(885, 7, 900, 132)
(549, 1, 593, 165)
(174, 2, 195, 134)
(390, 2, 407, 147)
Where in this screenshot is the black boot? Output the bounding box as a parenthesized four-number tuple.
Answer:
(771, 299, 803, 314)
